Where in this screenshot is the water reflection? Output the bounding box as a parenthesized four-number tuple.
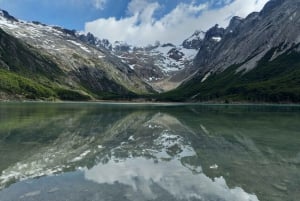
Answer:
(85, 143, 258, 201)
(0, 103, 299, 201)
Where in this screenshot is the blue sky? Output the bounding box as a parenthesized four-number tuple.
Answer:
(0, 0, 232, 30)
(0, 0, 269, 45)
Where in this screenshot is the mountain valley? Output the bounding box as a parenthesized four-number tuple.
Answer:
(0, 0, 299, 102)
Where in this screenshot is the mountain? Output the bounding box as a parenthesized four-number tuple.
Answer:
(0, 8, 203, 98)
(1, 0, 299, 102)
(182, 30, 206, 49)
(77, 33, 202, 92)
(159, 0, 300, 103)
(0, 10, 153, 100)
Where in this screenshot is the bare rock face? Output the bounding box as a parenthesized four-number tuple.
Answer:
(193, 25, 225, 69)
(168, 48, 184, 61)
(182, 30, 205, 49)
(193, 0, 300, 75)
(0, 10, 18, 22)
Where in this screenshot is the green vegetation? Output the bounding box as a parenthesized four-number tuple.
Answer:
(158, 48, 300, 103)
(0, 66, 140, 101)
(56, 89, 91, 101)
(0, 69, 55, 99)
(0, 28, 136, 101)
(0, 68, 93, 101)
(0, 29, 63, 79)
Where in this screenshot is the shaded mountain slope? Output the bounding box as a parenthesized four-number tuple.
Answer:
(158, 0, 300, 102)
(0, 28, 90, 100)
(159, 47, 300, 102)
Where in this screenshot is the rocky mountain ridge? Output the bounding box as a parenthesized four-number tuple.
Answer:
(194, 0, 299, 75)
(0, 0, 299, 102)
(0, 7, 225, 94)
(0, 10, 155, 100)
(160, 0, 300, 102)
(77, 31, 202, 92)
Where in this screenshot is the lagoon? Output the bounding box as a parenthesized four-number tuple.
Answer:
(0, 103, 299, 201)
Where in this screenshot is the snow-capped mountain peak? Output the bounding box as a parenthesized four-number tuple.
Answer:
(0, 9, 18, 22)
(182, 30, 206, 49)
(190, 30, 206, 41)
(76, 31, 199, 85)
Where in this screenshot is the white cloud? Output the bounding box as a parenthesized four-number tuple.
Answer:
(93, 0, 107, 10)
(85, 0, 269, 46)
(127, 0, 161, 24)
(127, 0, 156, 15)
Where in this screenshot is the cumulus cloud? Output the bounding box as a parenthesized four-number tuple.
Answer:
(85, 0, 269, 46)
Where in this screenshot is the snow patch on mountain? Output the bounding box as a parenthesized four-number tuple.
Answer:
(150, 45, 198, 73)
(212, 36, 222, 42)
(0, 19, 18, 29)
(185, 30, 205, 43)
(67, 40, 91, 53)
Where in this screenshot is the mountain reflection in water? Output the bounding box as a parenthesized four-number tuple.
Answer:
(0, 103, 299, 201)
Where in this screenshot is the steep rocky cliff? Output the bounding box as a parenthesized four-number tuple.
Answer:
(160, 0, 300, 102)
(193, 0, 299, 74)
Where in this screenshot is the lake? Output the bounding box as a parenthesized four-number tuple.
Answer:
(0, 102, 299, 201)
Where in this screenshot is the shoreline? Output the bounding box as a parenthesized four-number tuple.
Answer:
(1, 99, 300, 107)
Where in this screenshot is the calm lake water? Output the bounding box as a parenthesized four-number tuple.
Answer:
(0, 102, 299, 201)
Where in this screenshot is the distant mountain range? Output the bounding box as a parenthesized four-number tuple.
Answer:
(0, 0, 299, 102)
(77, 30, 203, 92)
